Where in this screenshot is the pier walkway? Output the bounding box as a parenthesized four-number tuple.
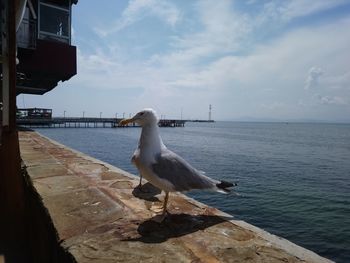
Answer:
(17, 117, 186, 128)
(18, 130, 332, 263)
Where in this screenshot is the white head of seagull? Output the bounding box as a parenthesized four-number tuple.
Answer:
(120, 108, 165, 154)
(127, 108, 159, 127)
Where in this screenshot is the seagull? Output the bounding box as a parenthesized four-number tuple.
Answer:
(119, 108, 236, 219)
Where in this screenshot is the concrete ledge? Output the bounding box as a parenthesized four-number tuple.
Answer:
(19, 130, 333, 263)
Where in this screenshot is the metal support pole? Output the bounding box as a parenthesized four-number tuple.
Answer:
(1, 0, 17, 131)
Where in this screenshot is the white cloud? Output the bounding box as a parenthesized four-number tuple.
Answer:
(305, 67, 324, 90)
(282, 0, 348, 20)
(94, 0, 181, 37)
(304, 68, 350, 91)
(260, 0, 349, 23)
(148, 0, 349, 68)
(169, 16, 350, 92)
(315, 94, 348, 105)
(167, 0, 252, 62)
(323, 71, 350, 90)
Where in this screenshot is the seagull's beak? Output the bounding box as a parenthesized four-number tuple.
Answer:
(119, 118, 134, 126)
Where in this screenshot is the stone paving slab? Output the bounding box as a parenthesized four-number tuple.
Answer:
(19, 131, 333, 263)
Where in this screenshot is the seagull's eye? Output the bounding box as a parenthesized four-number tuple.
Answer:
(140, 112, 144, 116)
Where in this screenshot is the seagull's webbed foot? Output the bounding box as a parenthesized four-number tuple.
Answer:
(152, 210, 169, 223)
(135, 182, 144, 191)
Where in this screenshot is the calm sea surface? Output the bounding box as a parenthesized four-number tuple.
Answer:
(36, 122, 350, 262)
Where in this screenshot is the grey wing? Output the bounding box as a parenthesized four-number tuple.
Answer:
(151, 149, 217, 192)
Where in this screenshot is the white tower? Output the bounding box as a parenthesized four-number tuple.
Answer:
(209, 104, 212, 121)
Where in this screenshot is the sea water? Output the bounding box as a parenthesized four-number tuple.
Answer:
(36, 122, 350, 262)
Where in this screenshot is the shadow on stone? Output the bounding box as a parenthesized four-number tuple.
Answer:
(124, 213, 228, 243)
(132, 182, 162, 202)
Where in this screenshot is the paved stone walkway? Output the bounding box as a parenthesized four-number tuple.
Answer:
(19, 130, 332, 263)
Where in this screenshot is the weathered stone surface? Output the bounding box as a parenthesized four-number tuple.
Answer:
(19, 131, 333, 263)
(27, 163, 71, 179)
(43, 187, 124, 240)
(33, 175, 88, 196)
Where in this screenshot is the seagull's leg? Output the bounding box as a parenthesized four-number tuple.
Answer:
(162, 192, 169, 215)
(151, 192, 169, 222)
(138, 175, 143, 188)
(152, 192, 169, 223)
(135, 175, 146, 192)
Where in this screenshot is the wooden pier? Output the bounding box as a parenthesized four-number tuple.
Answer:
(158, 119, 186, 127)
(16, 117, 187, 128)
(17, 117, 119, 128)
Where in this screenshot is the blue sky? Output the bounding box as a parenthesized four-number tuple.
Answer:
(18, 0, 350, 121)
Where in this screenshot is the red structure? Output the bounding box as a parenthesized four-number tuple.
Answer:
(16, 0, 78, 95)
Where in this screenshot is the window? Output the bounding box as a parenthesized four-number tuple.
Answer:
(39, 0, 71, 44)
